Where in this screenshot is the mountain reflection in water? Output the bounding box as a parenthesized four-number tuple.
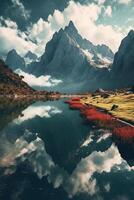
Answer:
(0, 99, 134, 200)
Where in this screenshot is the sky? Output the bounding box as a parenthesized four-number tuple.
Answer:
(0, 0, 134, 57)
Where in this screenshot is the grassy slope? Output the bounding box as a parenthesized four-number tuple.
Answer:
(0, 59, 34, 95)
(81, 93, 134, 123)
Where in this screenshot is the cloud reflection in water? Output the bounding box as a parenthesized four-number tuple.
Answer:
(0, 129, 134, 198)
(13, 103, 62, 124)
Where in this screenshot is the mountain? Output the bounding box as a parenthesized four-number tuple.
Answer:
(5, 49, 25, 71)
(64, 21, 114, 62)
(24, 51, 38, 64)
(27, 21, 114, 92)
(110, 30, 134, 88)
(0, 59, 33, 95)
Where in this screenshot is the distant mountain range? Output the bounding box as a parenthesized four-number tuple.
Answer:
(3, 21, 134, 92)
(0, 59, 56, 96)
(26, 21, 114, 92)
(5, 50, 38, 71)
(24, 51, 38, 65)
(28, 21, 114, 77)
(6, 49, 26, 71)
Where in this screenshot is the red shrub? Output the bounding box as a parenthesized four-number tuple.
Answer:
(71, 97, 81, 101)
(70, 103, 85, 110)
(114, 127, 134, 139)
(64, 99, 81, 104)
(65, 98, 86, 110)
(65, 98, 134, 140)
(81, 107, 113, 121)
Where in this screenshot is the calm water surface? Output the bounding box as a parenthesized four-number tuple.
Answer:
(0, 99, 134, 200)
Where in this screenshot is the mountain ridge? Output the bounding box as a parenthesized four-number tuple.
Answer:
(4, 22, 134, 93)
(110, 30, 134, 88)
(6, 49, 26, 71)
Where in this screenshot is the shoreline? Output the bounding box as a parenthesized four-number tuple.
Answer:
(0, 94, 90, 99)
(81, 93, 134, 125)
(65, 97, 134, 139)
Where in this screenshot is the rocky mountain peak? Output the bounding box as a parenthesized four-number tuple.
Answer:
(6, 49, 25, 71)
(25, 51, 37, 60)
(65, 21, 78, 33)
(24, 51, 38, 64)
(8, 49, 18, 55)
(128, 29, 134, 37)
(110, 29, 134, 88)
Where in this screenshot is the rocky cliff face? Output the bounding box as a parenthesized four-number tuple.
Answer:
(24, 51, 38, 64)
(64, 21, 114, 61)
(29, 21, 114, 76)
(5, 22, 134, 92)
(6, 49, 25, 71)
(27, 21, 114, 92)
(110, 30, 134, 88)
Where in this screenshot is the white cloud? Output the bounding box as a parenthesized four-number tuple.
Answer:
(0, 18, 36, 57)
(11, 0, 30, 20)
(66, 144, 131, 197)
(118, 0, 132, 5)
(29, 18, 52, 43)
(104, 6, 112, 17)
(14, 103, 62, 123)
(48, 10, 65, 30)
(0, 17, 18, 29)
(15, 69, 62, 87)
(90, 24, 123, 52)
(29, 1, 103, 55)
(97, 132, 111, 143)
(0, 1, 125, 57)
(80, 134, 94, 147)
(97, 0, 106, 5)
(29, 1, 124, 54)
(1, 129, 134, 199)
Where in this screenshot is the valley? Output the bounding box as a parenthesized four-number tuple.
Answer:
(0, 6, 134, 199)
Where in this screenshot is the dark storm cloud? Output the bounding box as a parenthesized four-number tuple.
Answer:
(0, 0, 30, 30)
(21, 0, 93, 21)
(0, 0, 93, 30)
(0, 0, 132, 56)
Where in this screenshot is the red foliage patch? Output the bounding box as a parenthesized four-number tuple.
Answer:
(65, 98, 86, 110)
(65, 98, 134, 140)
(64, 100, 81, 105)
(70, 103, 86, 110)
(81, 107, 112, 121)
(71, 97, 81, 101)
(114, 127, 134, 139)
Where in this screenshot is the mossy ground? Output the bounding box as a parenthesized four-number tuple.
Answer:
(81, 93, 134, 123)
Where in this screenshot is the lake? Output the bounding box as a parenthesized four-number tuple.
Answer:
(0, 99, 134, 200)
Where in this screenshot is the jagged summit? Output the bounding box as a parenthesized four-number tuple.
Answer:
(27, 20, 114, 92)
(128, 29, 134, 37)
(24, 51, 38, 64)
(65, 21, 78, 33)
(6, 49, 25, 71)
(68, 20, 75, 28)
(9, 49, 17, 54)
(64, 21, 114, 60)
(25, 51, 37, 60)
